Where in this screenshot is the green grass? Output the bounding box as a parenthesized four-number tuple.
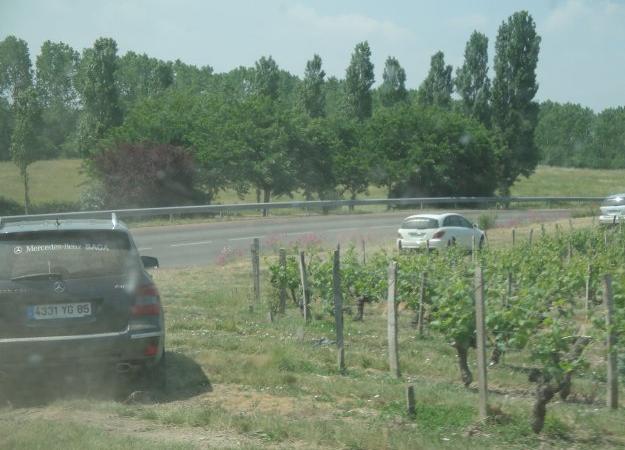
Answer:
(510, 165, 625, 197)
(3, 160, 624, 211)
(0, 159, 86, 205)
(3, 230, 625, 449)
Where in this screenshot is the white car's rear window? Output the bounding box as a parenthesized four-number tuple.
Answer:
(401, 218, 439, 229)
(602, 197, 625, 207)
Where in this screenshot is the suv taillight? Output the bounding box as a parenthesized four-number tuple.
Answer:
(132, 284, 161, 316)
(432, 230, 445, 239)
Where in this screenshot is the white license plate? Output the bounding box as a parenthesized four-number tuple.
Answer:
(28, 302, 92, 320)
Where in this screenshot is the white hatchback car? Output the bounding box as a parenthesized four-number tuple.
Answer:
(397, 213, 485, 251)
(599, 194, 625, 225)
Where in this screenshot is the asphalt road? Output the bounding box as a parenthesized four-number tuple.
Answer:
(130, 209, 572, 268)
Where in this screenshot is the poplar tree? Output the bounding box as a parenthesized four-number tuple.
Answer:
(301, 54, 326, 118)
(417, 51, 453, 108)
(379, 56, 407, 107)
(491, 11, 541, 195)
(455, 31, 490, 126)
(345, 41, 375, 121)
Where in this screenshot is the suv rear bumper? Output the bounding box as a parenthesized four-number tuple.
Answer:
(0, 327, 163, 371)
(599, 215, 621, 225)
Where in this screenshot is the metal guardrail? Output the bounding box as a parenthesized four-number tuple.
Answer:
(0, 196, 604, 223)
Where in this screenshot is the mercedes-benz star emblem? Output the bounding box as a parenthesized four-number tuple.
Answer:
(53, 281, 66, 294)
(13, 246, 23, 254)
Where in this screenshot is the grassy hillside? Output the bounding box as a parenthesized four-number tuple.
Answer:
(2, 160, 625, 208)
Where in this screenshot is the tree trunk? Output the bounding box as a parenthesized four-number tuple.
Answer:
(349, 192, 356, 212)
(354, 296, 367, 321)
(489, 345, 502, 366)
(532, 383, 558, 433)
(22, 167, 30, 215)
(262, 189, 271, 217)
(454, 341, 473, 387)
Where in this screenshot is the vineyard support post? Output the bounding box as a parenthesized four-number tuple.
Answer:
(333, 247, 345, 373)
(603, 274, 618, 409)
(567, 241, 573, 263)
(362, 239, 366, 265)
(512, 228, 516, 247)
(387, 261, 400, 378)
(299, 251, 311, 323)
(472, 235, 476, 262)
(278, 248, 287, 314)
(585, 264, 591, 320)
(475, 265, 489, 420)
(528, 229, 533, 247)
(251, 238, 260, 312)
(418, 271, 427, 337)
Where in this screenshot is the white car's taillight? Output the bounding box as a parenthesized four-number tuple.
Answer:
(432, 230, 445, 239)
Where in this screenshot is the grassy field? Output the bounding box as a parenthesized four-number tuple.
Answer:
(1, 218, 623, 449)
(2, 160, 625, 209)
(0, 159, 86, 205)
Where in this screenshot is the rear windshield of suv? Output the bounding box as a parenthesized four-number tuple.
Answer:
(0, 230, 133, 280)
(401, 218, 439, 229)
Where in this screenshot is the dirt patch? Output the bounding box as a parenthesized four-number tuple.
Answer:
(2, 405, 260, 449)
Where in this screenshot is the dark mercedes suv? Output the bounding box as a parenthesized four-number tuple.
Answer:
(0, 214, 165, 388)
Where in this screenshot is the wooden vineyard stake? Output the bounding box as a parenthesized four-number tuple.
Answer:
(298, 251, 311, 323)
(333, 246, 345, 373)
(251, 238, 260, 312)
(585, 264, 592, 320)
(603, 275, 618, 409)
(278, 248, 287, 314)
(362, 239, 366, 265)
(387, 261, 400, 378)
(418, 271, 427, 337)
(512, 228, 516, 247)
(474, 265, 489, 420)
(528, 228, 533, 247)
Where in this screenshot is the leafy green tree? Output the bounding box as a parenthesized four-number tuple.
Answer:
(417, 51, 452, 108)
(300, 54, 325, 118)
(344, 41, 375, 121)
(294, 116, 337, 199)
(75, 37, 122, 155)
(35, 41, 80, 158)
(590, 107, 625, 168)
(10, 87, 42, 213)
(117, 52, 173, 112)
(455, 31, 490, 126)
(0, 97, 12, 160)
(0, 35, 32, 103)
(332, 118, 371, 201)
(534, 101, 594, 167)
(324, 76, 345, 118)
(368, 105, 499, 197)
(253, 56, 280, 100)
(379, 56, 407, 107)
(491, 11, 541, 195)
(172, 59, 213, 92)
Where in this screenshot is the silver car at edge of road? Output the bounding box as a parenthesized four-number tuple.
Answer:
(599, 193, 625, 225)
(397, 213, 485, 251)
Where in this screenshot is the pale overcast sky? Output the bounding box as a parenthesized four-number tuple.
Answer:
(1, 0, 624, 111)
